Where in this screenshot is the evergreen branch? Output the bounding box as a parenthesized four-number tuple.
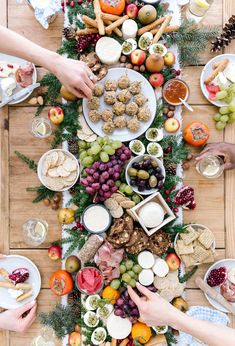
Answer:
(26, 186, 56, 203)
(57, 39, 78, 59)
(178, 266, 198, 283)
(165, 329, 177, 346)
(161, 135, 189, 164)
(68, 184, 92, 217)
(164, 223, 187, 240)
(15, 151, 37, 172)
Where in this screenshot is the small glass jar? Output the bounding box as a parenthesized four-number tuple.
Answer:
(186, 0, 214, 23)
(31, 117, 52, 138)
(22, 218, 48, 246)
(76, 267, 104, 295)
(196, 155, 224, 179)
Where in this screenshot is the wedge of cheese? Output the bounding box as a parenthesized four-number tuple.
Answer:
(223, 62, 235, 83)
(95, 37, 122, 65)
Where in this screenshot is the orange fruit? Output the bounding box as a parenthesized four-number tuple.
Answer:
(102, 285, 120, 304)
(131, 322, 152, 344)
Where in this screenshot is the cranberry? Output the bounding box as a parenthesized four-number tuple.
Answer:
(78, 0, 83, 4)
(7, 64, 14, 68)
(66, 0, 70, 4)
(165, 146, 172, 153)
(173, 207, 179, 213)
(176, 69, 181, 76)
(171, 185, 176, 191)
(166, 197, 171, 203)
(165, 189, 170, 195)
(70, 0, 75, 6)
(72, 226, 78, 231)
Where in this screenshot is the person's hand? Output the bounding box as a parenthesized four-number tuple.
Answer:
(195, 142, 235, 170)
(52, 55, 97, 99)
(0, 300, 37, 332)
(128, 283, 181, 328)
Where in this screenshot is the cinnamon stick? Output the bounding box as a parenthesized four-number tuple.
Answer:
(105, 15, 129, 35)
(101, 13, 122, 21)
(103, 19, 123, 37)
(150, 25, 180, 35)
(76, 28, 98, 36)
(94, 0, 105, 35)
(153, 15, 172, 43)
(137, 17, 166, 36)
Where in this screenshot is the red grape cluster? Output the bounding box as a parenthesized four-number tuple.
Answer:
(76, 34, 101, 53)
(207, 267, 227, 287)
(80, 145, 132, 202)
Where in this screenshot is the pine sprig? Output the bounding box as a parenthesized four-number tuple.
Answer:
(39, 304, 78, 340)
(165, 328, 177, 346)
(15, 151, 37, 172)
(57, 39, 78, 59)
(165, 20, 219, 66)
(178, 265, 198, 283)
(67, 2, 95, 26)
(68, 184, 92, 217)
(26, 186, 56, 203)
(161, 135, 189, 165)
(164, 223, 187, 241)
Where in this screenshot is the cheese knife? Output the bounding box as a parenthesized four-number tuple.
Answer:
(0, 82, 40, 108)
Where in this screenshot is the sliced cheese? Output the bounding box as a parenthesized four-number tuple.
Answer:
(106, 313, 132, 339)
(213, 72, 230, 88)
(223, 63, 235, 83)
(95, 37, 122, 65)
(138, 269, 154, 286)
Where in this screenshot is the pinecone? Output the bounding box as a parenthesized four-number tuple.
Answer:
(165, 162, 177, 176)
(211, 15, 235, 52)
(63, 26, 76, 40)
(68, 138, 78, 155)
(68, 290, 80, 305)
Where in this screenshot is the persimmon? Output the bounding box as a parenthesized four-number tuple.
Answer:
(183, 121, 210, 147)
(100, 0, 125, 16)
(131, 322, 152, 344)
(49, 269, 73, 296)
(102, 285, 120, 304)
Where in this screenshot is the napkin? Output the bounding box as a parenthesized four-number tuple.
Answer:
(178, 306, 230, 346)
(28, 0, 61, 29)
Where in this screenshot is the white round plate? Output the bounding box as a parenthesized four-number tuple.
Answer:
(200, 53, 235, 107)
(0, 255, 41, 309)
(37, 149, 80, 192)
(204, 258, 235, 313)
(83, 68, 157, 141)
(0, 53, 37, 105)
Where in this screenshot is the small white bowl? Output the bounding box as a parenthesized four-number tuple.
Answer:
(37, 149, 79, 192)
(125, 155, 165, 196)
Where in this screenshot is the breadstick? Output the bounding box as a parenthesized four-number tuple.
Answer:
(16, 290, 33, 302)
(204, 59, 229, 84)
(0, 281, 15, 289)
(0, 268, 11, 282)
(101, 13, 122, 21)
(137, 17, 165, 36)
(15, 283, 32, 290)
(76, 28, 98, 36)
(103, 19, 123, 37)
(212, 61, 222, 69)
(119, 339, 129, 346)
(94, 0, 105, 35)
(111, 338, 117, 346)
(150, 25, 180, 35)
(153, 15, 172, 43)
(105, 15, 129, 35)
(82, 15, 97, 28)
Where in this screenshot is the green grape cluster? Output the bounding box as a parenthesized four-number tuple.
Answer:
(214, 101, 235, 130)
(78, 136, 122, 167)
(110, 260, 143, 289)
(216, 83, 235, 104)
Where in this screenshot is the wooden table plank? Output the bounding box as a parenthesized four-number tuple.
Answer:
(182, 67, 209, 105)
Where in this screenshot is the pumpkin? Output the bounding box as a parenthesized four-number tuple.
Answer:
(102, 285, 120, 304)
(100, 0, 125, 15)
(131, 322, 152, 344)
(183, 121, 210, 147)
(49, 270, 74, 296)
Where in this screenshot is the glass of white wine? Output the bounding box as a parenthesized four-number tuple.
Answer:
(196, 155, 224, 179)
(31, 327, 55, 346)
(31, 117, 52, 139)
(22, 219, 48, 246)
(186, 0, 213, 23)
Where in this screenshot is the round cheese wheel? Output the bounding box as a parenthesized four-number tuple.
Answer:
(138, 269, 154, 286)
(138, 202, 164, 228)
(95, 37, 122, 65)
(138, 251, 155, 269)
(152, 258, 169, 277)
(107, 313, 132, 339)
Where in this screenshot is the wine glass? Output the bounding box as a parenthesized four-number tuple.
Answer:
(22, 219, 48, 246)
(196, 155, 224, 179)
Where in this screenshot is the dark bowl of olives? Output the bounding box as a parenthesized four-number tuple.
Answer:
(125, 155, 165, 195)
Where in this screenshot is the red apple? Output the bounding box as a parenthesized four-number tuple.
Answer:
(48, 106, 64, 125)
(68, 332, 81, 346)
(164, 51, 176, 66)
(48, 245, 62, 261)
(149, 73, 164, 88)
(130, 49, 146, 66)
(164, 118, 180, 133)
(125, 3, 139, 19)
(166, 253, 181, 271)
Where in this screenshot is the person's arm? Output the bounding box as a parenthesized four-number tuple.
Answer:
(0, 25, 97, 98)
(128, 283, 235, 346)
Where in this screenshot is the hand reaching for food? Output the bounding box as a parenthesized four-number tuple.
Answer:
(195, 142, 235, 170)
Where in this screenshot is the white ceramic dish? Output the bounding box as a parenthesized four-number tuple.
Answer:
(37, 149, 80, 192)
(125, 155, 165, 195)
(200, 53, 235, 107)
(204, 258, 235, 313)
(0, 53, 37, 105)
(83, 67, 157, 141)
(0, 255, 41, 309)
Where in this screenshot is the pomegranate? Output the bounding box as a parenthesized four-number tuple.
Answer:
(207, 267, 227, 287)
(9, 268, 29, 284)
(174, 185, 196, 209)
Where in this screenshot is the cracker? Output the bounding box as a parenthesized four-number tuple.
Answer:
(64, 171, 77, 183)
(111, 193, 126, 204)
(57, 151, 66, 166)
(42, 157, 51, 176)
(193, 245, 209, 263)
(173, 283, 185, 297)
(77, 131, 90, 141)
(154, 276, 170, 290)
(57, 166, 71, 177)
(203, 249, 216, 264)
(86, 134, 97, 142)
(44, 177, 65, 190)
(120, 200, 135, 209)
(198, 228, 214, 249)
(49, 152, 59, 167)
(159, 289, 174, 302)
(104, 198, 119, 210)
(110, 206, 124, 218)
(63, 158, 77, 172)
(167, 270, 179, 282)
(177, 239, 194, 255)
(181, 254, 197, 268)
(180, 225, 200, 245)
(48, 167, 60, 178)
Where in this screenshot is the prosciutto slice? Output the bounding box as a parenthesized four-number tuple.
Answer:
(220, 279, 235, 302)
(15, 63, 34, 88)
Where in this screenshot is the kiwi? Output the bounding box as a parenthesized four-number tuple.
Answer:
(138, 5, 157, 25)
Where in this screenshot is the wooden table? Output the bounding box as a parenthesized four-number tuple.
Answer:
(0, 1, 235, 345)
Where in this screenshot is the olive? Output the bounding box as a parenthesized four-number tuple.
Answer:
(151, 160, 158, 168)
(128, 167, 138, 177)
(149, 175, 158, 188)
(143, 156, 149, 161)
(155, 167, 161, 173)
(148, 168, 155, 175)
(137, 170, 150, 180)
(132, 162, 139, 169)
